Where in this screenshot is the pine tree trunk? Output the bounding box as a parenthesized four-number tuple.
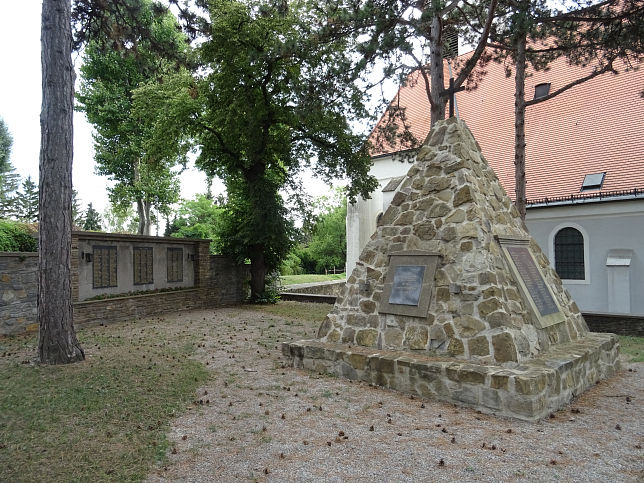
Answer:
(429, 13, 446, 126)
(38, 0, 84, 364)
(514, 34, 528, 221)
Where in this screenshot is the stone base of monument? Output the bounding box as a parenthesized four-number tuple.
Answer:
(282, 332, 619, 421)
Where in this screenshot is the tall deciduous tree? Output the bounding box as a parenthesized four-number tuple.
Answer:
(136, 0, 377, 298)
(38, 0, 84, 364)
(76, 0, 188, 235)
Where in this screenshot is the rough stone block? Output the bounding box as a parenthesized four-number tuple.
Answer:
(404, 325, 428, 350)
(468, 336, 490, 356)
(492, 332, 518, 363)
(356, 329, 378, 347)
(369, 355, 395, 374)
(341, 327, 355, 343)
(458, 366, 487, 384)
(447, 337, 464, 356)
(513, 373, 547, 395)
(348, 352, 368, 371)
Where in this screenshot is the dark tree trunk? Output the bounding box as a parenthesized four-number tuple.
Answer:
(429, 13, 446, 126)
(514, 33, 528, 221)
(249, 246, 266, 300)
(38, 0, 84, 364)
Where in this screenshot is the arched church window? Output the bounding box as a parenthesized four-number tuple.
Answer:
(554, 227, 585, 280)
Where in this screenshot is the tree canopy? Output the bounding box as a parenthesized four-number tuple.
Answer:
(76, 0, 189, 235)
(136, 0, 377, 298)
(166, 194, 223, 251)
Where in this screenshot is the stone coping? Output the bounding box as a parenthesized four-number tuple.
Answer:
(281, 280, 345, 290)
(73, 287, 200, 306)
(279, 293, 337, 304)
(282, 332, 620, 421)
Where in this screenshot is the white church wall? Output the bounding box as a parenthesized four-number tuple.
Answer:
(345, 155, 415, 275)
(526, 200, 644, 316)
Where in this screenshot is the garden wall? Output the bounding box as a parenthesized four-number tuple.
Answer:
(1, 233, 248, 335)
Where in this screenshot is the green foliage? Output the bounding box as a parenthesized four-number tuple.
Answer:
(0, 220, 37, 252)
(102, 203, 139, 234)
(82, 202, 102, 231)
(166, 194, 222, 252)
(135, 0, 377, 296)
(71, 189, 85, 228)
(15, 176, 39, 223)
(215, 178, 295, 276)
(307, 198, 347, 273)
(280, 251, 305, 276)
(0, 117, 19, 219)
(76, 0, 189, 234)
(0, 117, 11, 169)
(250, 272, 282, 304)
(282, 190, 347, 275)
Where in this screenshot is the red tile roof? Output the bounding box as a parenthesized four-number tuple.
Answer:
(369, 52, 644, 204)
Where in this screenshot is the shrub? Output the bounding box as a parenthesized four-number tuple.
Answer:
(0, 220, 37, 252)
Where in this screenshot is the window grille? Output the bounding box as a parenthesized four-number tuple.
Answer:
(93, 246, 118, 288)
(554, 228, 585, 280)
(167, 247, 183, 282)
(133, 247, 153, 285)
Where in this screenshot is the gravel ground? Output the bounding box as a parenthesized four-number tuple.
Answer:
(146, 304, 643, 483)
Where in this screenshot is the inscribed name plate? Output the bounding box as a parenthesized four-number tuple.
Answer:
(498, 238, 565, 328)
(389, 265, 426, 306)
(379, 251, 440, 318)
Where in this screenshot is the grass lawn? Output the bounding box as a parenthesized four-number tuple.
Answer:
(0, 321, 209, 482)
(618, 335, 644, 362)
(280, 273, 345, 285)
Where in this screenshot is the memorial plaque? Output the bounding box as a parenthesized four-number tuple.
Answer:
(379, 251, 441, 317)
(388, 265, 425, 306)
(506, 246, 558, 316)
(497, 237, 565, 328)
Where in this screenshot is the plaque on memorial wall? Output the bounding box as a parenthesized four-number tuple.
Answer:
(498, 237, 565, 328)
(379, 251, 440, 317)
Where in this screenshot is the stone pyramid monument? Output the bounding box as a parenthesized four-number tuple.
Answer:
(283, 118, 619, 420)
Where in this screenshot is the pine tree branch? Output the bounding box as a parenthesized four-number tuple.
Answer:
(454, 0, 498, 88)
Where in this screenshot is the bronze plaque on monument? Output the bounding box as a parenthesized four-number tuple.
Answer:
(498, 237, 565, 328)
(506, 246, 558, 316)
(379, 251, 440, 317)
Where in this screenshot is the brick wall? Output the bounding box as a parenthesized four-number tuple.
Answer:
(0, 235, 249, 335)
(583, 312, 644, 337)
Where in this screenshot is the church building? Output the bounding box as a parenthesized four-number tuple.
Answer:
(346, 52, 644, 316)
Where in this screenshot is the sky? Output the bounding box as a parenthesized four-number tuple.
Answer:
(0, 1, 358, 223)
